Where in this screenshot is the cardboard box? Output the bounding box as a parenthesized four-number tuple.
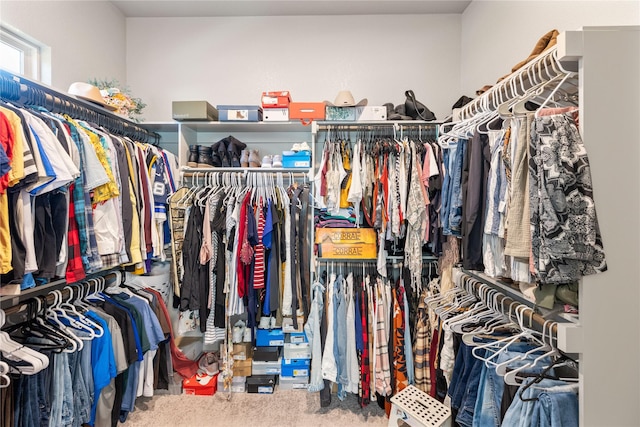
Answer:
(356, 106, 387, 121)
(283, 342, 311, 360)
(247, 375, 277, 394)
(263, 108, 289, 122)
(182, 373, 218, 395)
(289, 102, 325, 125)
(282, 151, 311, 168)
(256, 328, 284, 346)
(172, 101, 218, 121)
(314, 228, 377, 259)
(233, 358, 252, 377)
(279, 375, 309, 391)
(217, 105, 263, 121)
(281, 358, 310, 377)
(252, 358, 282, 375)
(325, 106, 356, 121)
(261, 91, 291, 109)
(253, 346, 280, 362)
(233, 343, 254, 361)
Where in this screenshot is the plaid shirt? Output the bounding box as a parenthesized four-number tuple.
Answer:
(65, 183, 85, 283)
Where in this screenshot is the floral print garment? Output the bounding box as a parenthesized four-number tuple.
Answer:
(529, 112, 607, 284)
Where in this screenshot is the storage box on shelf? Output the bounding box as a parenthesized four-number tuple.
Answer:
(218, 105, 263, 122)
(218, 375, 246, 393)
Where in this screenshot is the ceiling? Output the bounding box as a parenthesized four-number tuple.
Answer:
(110, 0, 473, 18)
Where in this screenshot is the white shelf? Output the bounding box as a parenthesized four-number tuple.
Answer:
(178, 121, 311, 132)
(181, 166, 311, 174)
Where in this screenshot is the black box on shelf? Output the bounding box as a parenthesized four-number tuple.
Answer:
(253, 346, 280, 362)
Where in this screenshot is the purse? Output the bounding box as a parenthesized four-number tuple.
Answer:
(404, 90, 436, 121)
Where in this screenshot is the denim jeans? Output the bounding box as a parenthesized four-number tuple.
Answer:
(502, 378, 578, 427)
(441, 146, 453, 234)
(472, 345, 545, 427)
(455, 344, 486, 427)
(305, 281, 325, 392)
(448, 341, 486, 412)
(448, 138, 467, 236)
(49, 352, 74, 427)
(533, 389, 579, 427)
(68, 349, 91, 427)
(333, 275, 348, 400)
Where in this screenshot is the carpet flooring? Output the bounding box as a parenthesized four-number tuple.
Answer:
(123, 389, 389, 427)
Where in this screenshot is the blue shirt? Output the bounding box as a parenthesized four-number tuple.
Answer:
(86, 310, 116, 426)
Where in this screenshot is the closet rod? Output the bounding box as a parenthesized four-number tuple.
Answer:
(182, 169, 311, 179)
(459, 46, 575, 120)
(1, 272, 118, 327)
(316, 122, 441, 132)
(0, 69, 160, 144)
(458, 271, 568, 345)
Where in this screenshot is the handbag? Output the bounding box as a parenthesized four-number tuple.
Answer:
(404, 90, 436, 121)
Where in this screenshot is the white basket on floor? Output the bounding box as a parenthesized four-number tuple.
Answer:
(388, 385, 452, 427)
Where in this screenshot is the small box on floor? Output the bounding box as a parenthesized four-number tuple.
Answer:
(233, 343, 254, 361)
(279, 375, 309, 391)
(253, 346, 281, 362)
(247, 375, 277, 394)
(218, 375, 246, 393)
(256, 328, 284, 346)
(182, 373, 218, 396)
(252, 358, 282, 375)
(281, 358, 310, 377)
(218, 105, 263, 121)
(233, 358, 252, 377)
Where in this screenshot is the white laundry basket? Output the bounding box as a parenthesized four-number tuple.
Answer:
(388, 385, 452, 427)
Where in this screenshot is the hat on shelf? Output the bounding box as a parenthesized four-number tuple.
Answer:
(67, 82, 117, 111)
(324, 90, 368, 107)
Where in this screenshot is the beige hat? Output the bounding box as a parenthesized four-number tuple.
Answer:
(68, 82, 117, 111)
(325, 90, 367, 107)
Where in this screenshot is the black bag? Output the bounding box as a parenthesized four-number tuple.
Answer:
(404, 90, 436, 121)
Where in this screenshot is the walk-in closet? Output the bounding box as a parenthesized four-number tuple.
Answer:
(0, 2, 638, 427)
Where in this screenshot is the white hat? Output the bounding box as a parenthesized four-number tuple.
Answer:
(68, 82, 117, 111)
(325, 90, 367, 107)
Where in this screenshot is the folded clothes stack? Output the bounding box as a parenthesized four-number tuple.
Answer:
(315, 208, 357, 228)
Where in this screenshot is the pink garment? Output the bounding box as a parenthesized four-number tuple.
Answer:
(254, 199, 265, 289)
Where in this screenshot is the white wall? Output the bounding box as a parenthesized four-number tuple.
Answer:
(0, 0, 126, 94)
(460, 1, 640, 97)
(126, 14, 461, 122)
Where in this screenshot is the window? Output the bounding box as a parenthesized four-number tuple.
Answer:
(0, 27, 42, 80)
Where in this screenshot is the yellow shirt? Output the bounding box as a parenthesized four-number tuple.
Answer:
(0, 107, 25, 187)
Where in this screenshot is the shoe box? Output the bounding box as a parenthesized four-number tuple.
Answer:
(252, 346, 280, 362)
(218, 105, 263, 122)
(256, 328, 284, 346)
(217, 374, 246, 393)
(233, 358, 253, 377)
(172, 101, 218, 121)
(233, 343, 254, 361)
(247, 375, 277, 394)
(281, 358, 309, 377)
(252, 358, 282, 375)
(279, 375, 309, 391)
(183, 372, 218, 395)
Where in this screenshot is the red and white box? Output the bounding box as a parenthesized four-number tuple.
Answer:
(182, 373, 218, 396)
(261, 91, 291, 109)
